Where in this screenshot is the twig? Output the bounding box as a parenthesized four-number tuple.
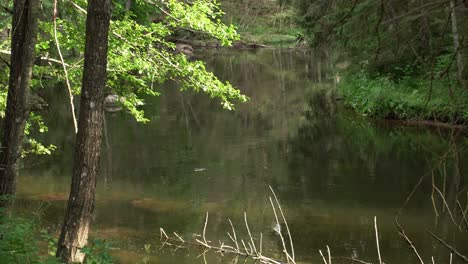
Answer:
(259, 233, 263, 255)
(269, 196, 293, 262)
(203, 212, 209, 244)
(203, 250, 208, 264)
(457, 200, 468, 230)
(427, 231, 468, 262)
(327, 245, 332, 264)
(160, 194, 291, 264)
(383, 0, 450, 25)
(433, 184, 459, 228)
(0, 55, 10, 68)
(374, 217, 382, 264)
(160, 227, 168, 240)
(0, 49, 69, 66)
(397, 174, 427, 217)
(173, 232, 185, 243)
(270, 186, 295, 262)
(69, 0, 87, 13)
(241, 239, 251, 255)
(0, 4, 12, 14)
(228, 219, 240, 252)
(244, 212, 258, 254)
(53, 0, 78, 133)
(396, 219, 425, 264)
(437, 36, 465, 79)
(332, 257, 372, 264)
(431, 171, 440, 225)
(320, 249, 329, 264)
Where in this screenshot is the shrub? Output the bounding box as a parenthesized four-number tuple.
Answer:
(339, 71, 468, 124)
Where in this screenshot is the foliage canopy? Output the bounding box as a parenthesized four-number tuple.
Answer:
(0, 0, 246, 154)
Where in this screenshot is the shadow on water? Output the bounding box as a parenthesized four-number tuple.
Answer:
(16, 49, 468, 263)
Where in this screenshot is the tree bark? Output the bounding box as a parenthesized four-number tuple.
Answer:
(449, 0, 466, 89)
(56, 0, 111, 262)
(125, 0, 132, 11)
(462, 0, 468, 86)
(0, 0, 39, 201)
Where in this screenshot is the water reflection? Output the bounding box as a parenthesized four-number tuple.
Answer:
(18, 49, 468, 264)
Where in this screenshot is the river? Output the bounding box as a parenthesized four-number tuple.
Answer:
(18, 49, 468, 264)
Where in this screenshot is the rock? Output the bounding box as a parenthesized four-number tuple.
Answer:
(175, 43, 194, 56)
(28, 93, 48, 111)
(104, 94, 124, 112)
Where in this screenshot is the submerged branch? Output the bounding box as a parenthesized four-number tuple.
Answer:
(427, 231, 468, 263)
(269, 185, 295, 262)
(396, 219, 425, 264)
(332, 257, 372, 264)
(374, 217, 383, 264)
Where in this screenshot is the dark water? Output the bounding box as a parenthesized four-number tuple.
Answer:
(19, 49, 468, 264)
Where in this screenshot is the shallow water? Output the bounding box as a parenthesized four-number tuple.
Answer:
(19, 49, 468, 264)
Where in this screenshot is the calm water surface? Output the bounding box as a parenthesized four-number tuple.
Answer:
(19, 49, 468, 263)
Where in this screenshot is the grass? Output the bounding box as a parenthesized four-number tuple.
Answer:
(240, 25, 299, 46)
(339, 71, 468, 124)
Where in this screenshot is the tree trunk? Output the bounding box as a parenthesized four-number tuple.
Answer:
(462, 0, 468, 86)
(0, 0, 39, 201)
(56, 0, 111, 262)
(449, 0, 466, 89)
(125, 0, 132, 11)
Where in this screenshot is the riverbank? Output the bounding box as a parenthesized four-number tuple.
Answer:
(338, 71, 468, 128)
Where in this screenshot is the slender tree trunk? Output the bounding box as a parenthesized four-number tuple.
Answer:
(125, 0, 132, 11)
(449, 0, 466, 89)
(56, 0, 111, 262)
(462, 0, 468, 86)
(0, 0, 39, 201)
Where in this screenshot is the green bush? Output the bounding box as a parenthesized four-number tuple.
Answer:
(339, 71, 468, 124)
(0, 208, 59, 264)
(0, 208, 114, 264)
(81, 239, 113, 264)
